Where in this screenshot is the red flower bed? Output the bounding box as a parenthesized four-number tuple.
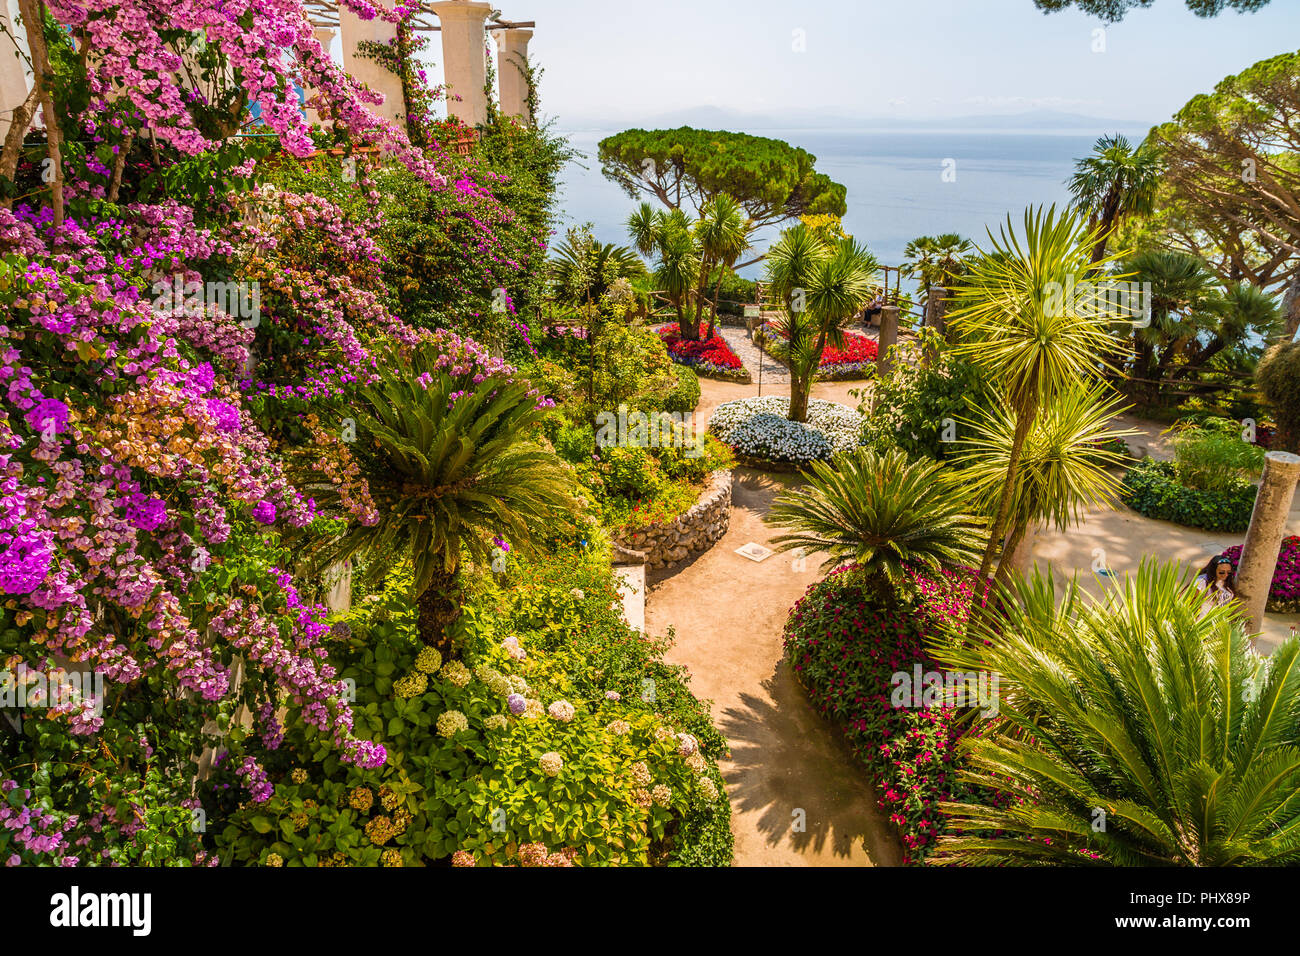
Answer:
(783, 565, 1008, 863)
(764, 326, 877, 375)
(657, 325, 743, 372)
(818, 331, 878, 368)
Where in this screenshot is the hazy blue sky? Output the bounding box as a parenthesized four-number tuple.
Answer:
(423, 0, 1300, 127)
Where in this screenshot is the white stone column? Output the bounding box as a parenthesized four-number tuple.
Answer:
(304, 26, 338, 126)
(0, 0, 32, 141)
(430, 0, 493, 128)
(1236, 450, 1300, 638)
(339, 8, 404, 124)
(495, 27, 533, 123)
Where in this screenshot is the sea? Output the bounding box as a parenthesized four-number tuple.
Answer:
(553, 127, 1153, 277)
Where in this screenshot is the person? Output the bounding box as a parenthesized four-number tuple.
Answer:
(1193, 554, 1236, 612)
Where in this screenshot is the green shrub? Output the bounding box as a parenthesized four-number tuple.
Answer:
(1171, 428, 1264, 493)
(1258, 340, 1300, 453)
(859, 329, 993, 463)
(661, 364, 701, 414)
(1120, 459, 1257, 532)
(213, 551, 732, 867)
(600, 445, 664, 498)
(554, 420, 597, 464)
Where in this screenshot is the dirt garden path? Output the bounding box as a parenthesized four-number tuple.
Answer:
(646, 374, 901, 867)
(644, 367, 1298, 866)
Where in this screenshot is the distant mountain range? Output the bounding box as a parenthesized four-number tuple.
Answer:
(555, 105, 1156, 134)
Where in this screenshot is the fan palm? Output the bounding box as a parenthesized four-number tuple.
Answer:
(902, 233, 973, 304)
(1067, 133, 1161, 263)
(303, 343, 579, 654)
(550, 232, 646, 304)
(765, 448, 985, 602)
(929, 560, 1300, 866)
(953, 381, 1136, 586)
(765, 225, 880, 421)
(948, 205, 1124, 579)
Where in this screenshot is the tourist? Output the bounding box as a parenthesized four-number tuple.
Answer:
(1193, 554, 1236, 612)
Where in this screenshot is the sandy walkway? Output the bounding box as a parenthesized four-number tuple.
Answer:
(646, 372, 1297, 866)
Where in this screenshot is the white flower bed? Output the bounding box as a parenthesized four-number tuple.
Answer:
(708, 397, 864, 463)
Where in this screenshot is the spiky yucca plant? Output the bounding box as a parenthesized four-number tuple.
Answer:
(305, 342, 579, 654)
(765, 447, 985, 602)
(930, 560, 1300, 866)
(953, 381, 1136, 585)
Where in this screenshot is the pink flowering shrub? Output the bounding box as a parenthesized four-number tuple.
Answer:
(783, 564, 1008, 863)
(1222, 536, 1300, 614)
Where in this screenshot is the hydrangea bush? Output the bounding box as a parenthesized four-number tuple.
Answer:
(215, 551, 733, 866)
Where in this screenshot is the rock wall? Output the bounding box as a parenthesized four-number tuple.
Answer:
(617, 470, 732, 572)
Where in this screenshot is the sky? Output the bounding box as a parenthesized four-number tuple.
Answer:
(420, 0, 1300, 128)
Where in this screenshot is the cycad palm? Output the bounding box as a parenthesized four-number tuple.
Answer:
(948, 205, 1124, 579)
(305, 343, 578, 653)
(765, 448, 985, 602)
(929, 561, 1300, 866)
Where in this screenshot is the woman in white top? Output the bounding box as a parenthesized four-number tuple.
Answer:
(1193, 554, 1236, 612)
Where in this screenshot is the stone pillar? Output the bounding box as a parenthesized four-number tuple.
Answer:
(325, 560, 352, 613)
(924, 285, 948, 337)
(0, 0, 32, 142)
(1236, 451, 1300, 638)
(430, 0, 493, 128)
(495, 28, 533, 122)
(339, 8, 404, 124)
(877, 305, 899, 377)
(304, 26, 338, 126)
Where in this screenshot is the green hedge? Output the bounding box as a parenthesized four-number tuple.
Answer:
(1120, 460, 1257, 532)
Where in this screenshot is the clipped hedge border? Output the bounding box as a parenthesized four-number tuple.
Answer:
(1119, 460, 1257, 533)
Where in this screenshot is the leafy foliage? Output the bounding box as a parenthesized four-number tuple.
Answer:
(930, 561, 1300, 866)
(1120, 459, 1257, 531)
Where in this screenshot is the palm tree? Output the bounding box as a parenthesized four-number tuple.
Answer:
(948, 205, 1123, 580)
(953, 382, 1136, 587)
(550, 230, 646, 305)
(902, 233, 973, 304)
(765, 224, 880, 422)
(929, 561, 1300, 866)
(304, 342, 578, 654)
(765, 448, 985, 602)
(693, 194, 751, 341)
(1067, 133, 1161, 263)
(1124, 249, 1218, 400)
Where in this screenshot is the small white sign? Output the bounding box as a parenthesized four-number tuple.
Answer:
(735, 542, 774, 562)
(743, 305, 761, 319)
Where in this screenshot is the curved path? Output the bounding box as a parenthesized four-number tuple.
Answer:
(646, 375, 901, 867)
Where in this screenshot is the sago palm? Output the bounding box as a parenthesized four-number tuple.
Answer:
(953, 381, 1136, 586)
(948, 205, 1125, 580)
(929, 560, 1300, 866)
(765, 447, 985, 602)
(304, 342, 579, 654)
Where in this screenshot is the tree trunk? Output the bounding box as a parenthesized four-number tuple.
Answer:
(0, 85, 40, 192)
(416, 569, 461, 656)
(977, 399, 1037, 580)
(20, 0, 62, 228)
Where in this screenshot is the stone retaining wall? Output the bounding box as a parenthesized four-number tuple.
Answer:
(617, 470, 732, 572)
